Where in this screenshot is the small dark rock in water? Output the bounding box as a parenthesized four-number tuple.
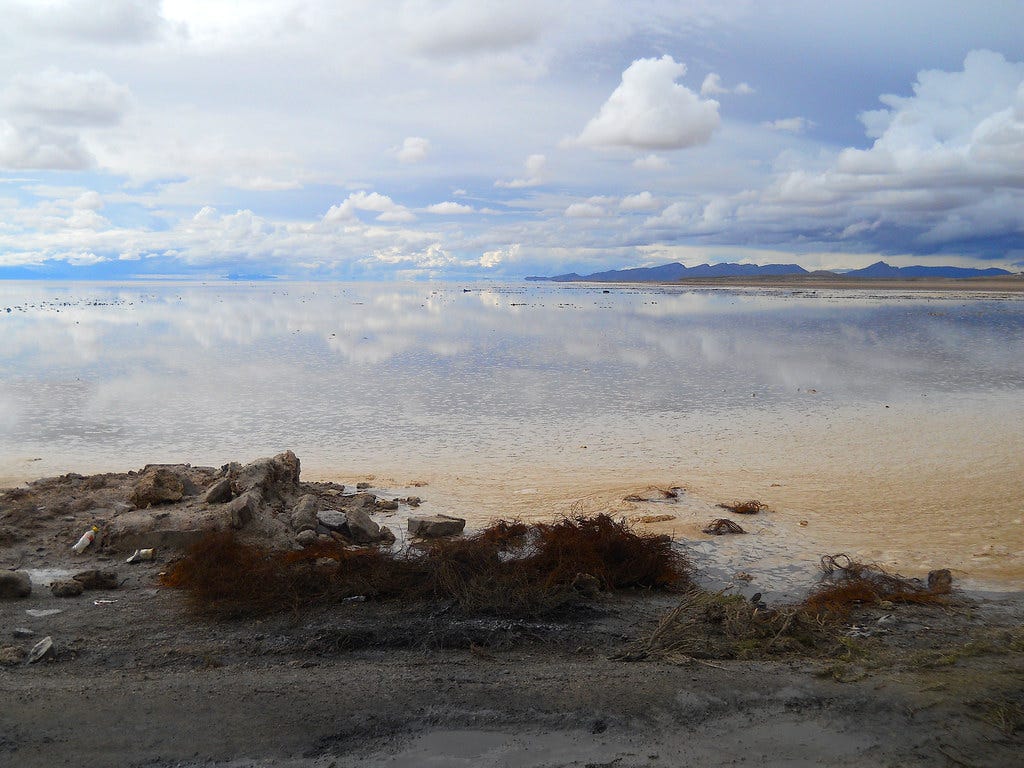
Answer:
(356, 482, 372, 490)
(72, 570, 119, 590)
(375, 499, 399, 511)
(927, 569, 953, 594)
(0, 570, 32, 599)
(344, 509, 381, 544)
(378, 526, 396, 544)
(408, 514, 466, 538)
(51, 580, 85, 598)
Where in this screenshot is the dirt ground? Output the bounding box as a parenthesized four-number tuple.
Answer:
(2, 463, 1023, 767)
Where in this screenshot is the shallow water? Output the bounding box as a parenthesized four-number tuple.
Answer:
(1, 281, 1022, 589)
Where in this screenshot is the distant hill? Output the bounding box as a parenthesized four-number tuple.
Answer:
(843, 261, 1012, 279)
(525, 262, 808, 282)
(525, 259, 1014, 283)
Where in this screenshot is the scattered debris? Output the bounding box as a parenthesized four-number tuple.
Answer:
(624, 488, 680, 503)
(126, 548, 155, 564)
(632, 514, 675, 524)
(71, 525, 99, 553)
(27, 636, 55, 664)
(702, 519, 745, 535)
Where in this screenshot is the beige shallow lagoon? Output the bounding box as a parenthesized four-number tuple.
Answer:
(1, 280, 1022, 591)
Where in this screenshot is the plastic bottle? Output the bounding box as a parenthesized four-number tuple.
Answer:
(71, 526, 99, 553)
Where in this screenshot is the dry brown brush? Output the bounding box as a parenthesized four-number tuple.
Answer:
(802, 554, 948, 616)
(161, 514, 690, 619)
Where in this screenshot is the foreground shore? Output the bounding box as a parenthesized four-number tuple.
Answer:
(2, 455, 1022, 767)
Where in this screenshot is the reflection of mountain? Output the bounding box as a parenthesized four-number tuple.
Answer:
(843, 261, 1012, 279)
(526, 260, 1015, 282)
(526, 262, 808, 282)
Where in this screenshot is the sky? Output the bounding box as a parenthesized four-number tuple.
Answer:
(0, 0, 1022, 280)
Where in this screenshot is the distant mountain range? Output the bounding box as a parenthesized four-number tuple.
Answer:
(525, 260, 1014, 282)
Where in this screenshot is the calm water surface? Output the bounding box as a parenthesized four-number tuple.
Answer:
(1, 281, 1022, 589)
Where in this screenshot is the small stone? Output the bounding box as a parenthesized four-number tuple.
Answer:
(317, 510, 348, 531)
(378, 526, 396, 544)
(408, 514, 466, 538)
(203, 477, 234, 504)
(295, 529, 318, 546)
(224, 491, 260, 529)
(0, 646, 25, 666)
(404, 496, 421, 507)
(72, 570, 119, 590)
(51, 580, 84, 598)
(290, 494, 319, 532)
(27, 636, 55, 664)
(375, 499, 399, 511)
(0, 570, 32, 599)
(12, 627, 35, 639)
(343, 509, 381, 544)
(356, 482, 371, 490)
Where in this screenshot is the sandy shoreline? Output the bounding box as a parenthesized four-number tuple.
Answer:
(2, 455, 1023, 766)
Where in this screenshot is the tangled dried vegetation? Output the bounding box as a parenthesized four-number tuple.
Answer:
(716, 500, 768, 515)
(619, 554, 954, 663)
(161, 514, 690, 619)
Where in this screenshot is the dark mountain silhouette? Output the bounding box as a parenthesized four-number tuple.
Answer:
(526, 260, 1014, 282)
(525, 262, 808, 282)
(843, 261, 1012, 279)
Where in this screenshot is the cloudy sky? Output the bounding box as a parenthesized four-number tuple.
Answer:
(1, 0, 1022, 280)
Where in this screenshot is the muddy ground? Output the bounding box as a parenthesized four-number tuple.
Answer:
(1, 459, 1022, 768)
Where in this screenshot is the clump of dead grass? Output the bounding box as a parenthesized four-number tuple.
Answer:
(161, 514, 689, 619)
(716, 500, 768, 515)
(616, 589, 840, 662)
(702, 518, 745, 535)
(802, 554, 948, 617)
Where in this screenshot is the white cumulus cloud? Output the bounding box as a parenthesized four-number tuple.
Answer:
(571, 56, 720, 151)
(426, 201, 473, 214)
(396, 136, 431, 163)
(495, 153, 546, 188)
(700, 73, 754, 96)
(620, 191, 658, 211)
